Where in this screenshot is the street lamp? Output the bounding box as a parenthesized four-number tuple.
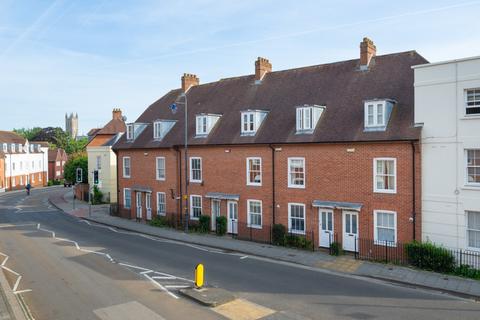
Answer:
(170, 93, 189, 232)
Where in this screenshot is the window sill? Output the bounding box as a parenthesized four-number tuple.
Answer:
(156, 178, 166, 182)
(190, 180, 202, 184)
(462, 185, 480, 191)
(461, 115, 480, 120)
(189, 216, 200, 221)
(373, 189, 397, 194)
(374, 240, 397, 247)
(288, 230, 306, 235)
(288, 185, 305, 189)
(240, 132, 256, 137)
(246, 183, 262, 187)
(123, 176, 131, 179)
(248, 225, 262, 230)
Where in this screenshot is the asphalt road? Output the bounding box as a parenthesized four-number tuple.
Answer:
(1, 188, 480, 320)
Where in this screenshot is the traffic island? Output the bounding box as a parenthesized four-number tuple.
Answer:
(179, 287, 235, 307)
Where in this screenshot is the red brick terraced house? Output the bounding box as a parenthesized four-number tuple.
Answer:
(113, 38, 426, 253)
(48, 148, 68, 181)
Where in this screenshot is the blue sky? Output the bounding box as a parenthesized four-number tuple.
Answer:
(1, 0, 479, 134)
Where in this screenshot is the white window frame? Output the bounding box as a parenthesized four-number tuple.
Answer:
(247, 199, 262, 229)
(365, 102, 386, 128)
(190, 195, 202, 220)
(246, 157, 262, 186)
(189, 157, 202, 183)
(156, 157, 166, 181)
(465, 88, 480, 116)
(241, 112, 256, 134)
(96, 156, 102, 170)
(123, 157, 131, 178)
(153, 121, 162, 140)
(126, 124, 134, 140)
(123, 188, 131, 209)
(157, 192, 166, 216)
(196, 115, 208, 136)
(288, 157, 305, 189)
(373, 158, 397, 194)
(288, 203, 306, 235)
(466, 149, 480, 186)
(374, 210, 397, 246)
(466, 211, 480, 251)
(296, 107, 314, 131)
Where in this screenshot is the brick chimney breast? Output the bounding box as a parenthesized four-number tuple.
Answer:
(360, 37, 376, 69)
(255, 57, 272, 81)
(112, 108, 122, 120)
(181, 73, 199, 92)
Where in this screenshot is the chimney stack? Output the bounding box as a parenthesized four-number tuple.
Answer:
(181, 73, 199, 92)
(360, 37, 376, 69)
(112, 108, 122, 120)
(255, 57, 272, 81)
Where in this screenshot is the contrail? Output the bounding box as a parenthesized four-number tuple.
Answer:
(0, 0, 63, 59)
(97, 0, 480, 69)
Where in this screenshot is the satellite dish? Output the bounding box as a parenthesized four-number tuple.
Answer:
(122, 116, 127, 122)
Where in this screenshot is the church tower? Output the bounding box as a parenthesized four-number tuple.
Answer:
(65, 113, 78, 139)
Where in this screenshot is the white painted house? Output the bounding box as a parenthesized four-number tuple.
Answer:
(414, 56, 480, 251)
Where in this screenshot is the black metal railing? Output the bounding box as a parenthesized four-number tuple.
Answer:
(355, 238, 480, 271)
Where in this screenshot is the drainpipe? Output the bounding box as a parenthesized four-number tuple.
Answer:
(411, 141, 416, 241)
(269, 144, 276, 225)
(175, 146, 183, 226)
(9, 154, 12, 191)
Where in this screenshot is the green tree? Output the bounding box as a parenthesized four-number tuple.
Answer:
(63, 152, 88, 184)
(13, 127, 43, 140)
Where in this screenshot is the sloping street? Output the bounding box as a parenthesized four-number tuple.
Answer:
(1, 188, 480, 320)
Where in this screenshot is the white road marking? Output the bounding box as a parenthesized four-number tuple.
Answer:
(1, 255, 8, 266)
(164, 285, 190, 289)
(13, 275, 22, 291)
(144, 273, 179, 299)
(118, 263, 151, 272)
(0, 223, 36, 229)
(240, 256, 249, 260)
(14, 289, 32, 294)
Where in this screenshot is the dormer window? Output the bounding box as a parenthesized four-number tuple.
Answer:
(296, 105, 325, 134)
(364, 99, 395, 131)
(2, 144, 6, 153)
(153, 120, 176, 140)
(195, 114, 220, 137)
(241, 110, 268, 136)
(11, 144, 15, 153)
(126, 124, 134, 140)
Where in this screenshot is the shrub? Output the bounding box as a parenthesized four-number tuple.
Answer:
(149, 216, 169, 228)
(285, 234, 313, 250)
(216, 216, 227, 236)
(92, 185, 103, 204)
(47, 180, 53, 186)
(199, 215, 211, 233)
(454, 264, 480, 279)
(330, 242, 341, 256)
(272, 224, 286, 245)
(405, 241, 455, 273)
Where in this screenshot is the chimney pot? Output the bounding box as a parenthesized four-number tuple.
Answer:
(255, 57, 272, 81)
(360, 37, 376, 69)
(112, 108, 122, 120)
(181, 73, 199, 92)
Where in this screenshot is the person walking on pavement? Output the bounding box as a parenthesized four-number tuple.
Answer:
(26, 183, 31, 196)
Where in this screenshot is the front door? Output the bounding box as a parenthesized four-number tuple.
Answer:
(145, 193, 152, 220)
(136, 192, 142, 219)
(211, 199, 221, 231)
(227, 201, 238, 234)
(343, 211, 358, 252)
(319, 209, 334, 248)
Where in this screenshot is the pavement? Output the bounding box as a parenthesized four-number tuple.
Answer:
(2, 188, 480, 319)
(50, 188, 480, 301)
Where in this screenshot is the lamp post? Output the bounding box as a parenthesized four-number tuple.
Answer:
(170, 93, 189, 232)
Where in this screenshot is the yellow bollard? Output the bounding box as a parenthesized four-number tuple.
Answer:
(195, 263, 204, 288)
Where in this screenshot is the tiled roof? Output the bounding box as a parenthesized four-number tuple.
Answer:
(114, 51, 427, 150)
(97, 119, 126, 135)
(0, 131, 26, 144)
